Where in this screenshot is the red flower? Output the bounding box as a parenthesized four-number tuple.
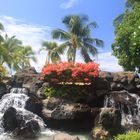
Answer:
(41, 62, 99, 83)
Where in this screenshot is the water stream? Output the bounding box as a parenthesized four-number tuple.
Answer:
(104, 91, 140, 126)
(0, 88, 88, 140)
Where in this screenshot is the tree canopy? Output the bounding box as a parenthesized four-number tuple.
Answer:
(0, 23, 36, 75)
(112, 1, 140, 72)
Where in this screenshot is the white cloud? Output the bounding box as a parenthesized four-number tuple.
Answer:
(96, 52, 123, 72)
(0, 15, 123, 72)
(60, 0, 79, 9)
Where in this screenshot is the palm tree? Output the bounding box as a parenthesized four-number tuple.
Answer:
(52, 15, 103, 64)
(39, 41, 62, 65)
(3, 35, 22, 73)
(2, 35, 36, 74)
(0, 23, 7, 65)
(15, 45, 37, 69)
(0, 23, 4, 42)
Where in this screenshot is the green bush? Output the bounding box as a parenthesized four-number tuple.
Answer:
(115, 131, 140, 140)
(43, 87, 56, 98)
(43, 84, 88, 98)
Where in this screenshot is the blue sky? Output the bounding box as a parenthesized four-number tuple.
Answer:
(0, 0, 125, 71)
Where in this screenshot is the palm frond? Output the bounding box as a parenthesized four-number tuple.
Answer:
(80, 47, 92, 63)
(0, 23, 4, 31)
(93, 38, 104, 47)
(52, 29, 70, 40)
(87, 22, 98, 29)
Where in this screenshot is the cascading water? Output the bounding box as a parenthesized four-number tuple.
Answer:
(0, 88, 45, 139)
(104, 91, 140, 127)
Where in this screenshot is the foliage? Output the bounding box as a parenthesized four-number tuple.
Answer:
(112, 2, 140, 72)
(39, 41, 62, 64)
(43, 84, 87, 98)
(114, 131, 140, 140)
(41, 62, 99, 83)
(43, 87, 56, 98)
(0, 27, 37, 74)
(0, 65, 7, 81)
(52, 14, 103, 63)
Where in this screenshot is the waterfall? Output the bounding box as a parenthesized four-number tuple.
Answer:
(104, 91, 140, 126)
(0, 88, 45, 138)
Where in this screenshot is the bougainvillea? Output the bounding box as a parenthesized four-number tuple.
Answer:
(41, 62, 99, 83)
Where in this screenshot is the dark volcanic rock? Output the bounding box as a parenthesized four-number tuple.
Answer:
(3, 107, 18, 131)
(12, 67, 43, 95)
(13, 120, 40, 138)
(92, 108, 123, 140)
(42, 98, 96, 131)
(0, 83, 7, 99)
(42, 98, 91, 120)
(98, 108, 121, 129)
(25, 95, 42, 116)
(3, 107, 41, 138)
(109, 90, 137, 107)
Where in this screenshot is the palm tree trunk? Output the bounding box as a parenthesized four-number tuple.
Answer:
(72, 48, 76, 64)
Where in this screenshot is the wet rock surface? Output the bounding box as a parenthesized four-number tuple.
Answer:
(92, 108, 123, 140)
(25, 95, 43, 117)
(0, 83, 7, 99)
(3, 107, 41, 138)
(42, 97, 91, 120)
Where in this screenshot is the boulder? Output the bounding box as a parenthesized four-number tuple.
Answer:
(49, 133, 80, 140)
(99, 71, 113, 81)
(94, 78, 110, 90)
(3, 107, 18, 131)
(42, 98, 91, 120)
(109, 90, 137, 107)
(12, 67, 43, 95)
(3, 107, 41, 138)
(110, 82, 123, 91)
(13, 120, 40, 138)
(98, 108, 121, 129)
(25, 95, 42, 116)
(112, 72, 138, 84)
(0, 83, 7, 99)
(92, 108, 123, 140)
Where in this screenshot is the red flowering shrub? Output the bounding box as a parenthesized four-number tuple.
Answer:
(41, 62, 99, 83)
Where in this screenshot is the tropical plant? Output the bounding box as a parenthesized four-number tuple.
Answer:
(0, 22, 4, 42)
(52, 14, 103, 64)
(112, 2, 140, 72)
(0, 65, 7, 82)
(2, 35, 36, 74)
(114, 131, 140, 140)
(40, 41, 62, 65)
(15, 45, 37, 69)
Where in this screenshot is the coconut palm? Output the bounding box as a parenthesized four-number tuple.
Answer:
(39, 41, 62, 65)
(52, 15, 103, 63)
(0, 23, 4, 42)
(2, 35, 36, 74)
(0, 23, 7, 65)
(3, 35, 22, 73)
(15, 45, 37, 69)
